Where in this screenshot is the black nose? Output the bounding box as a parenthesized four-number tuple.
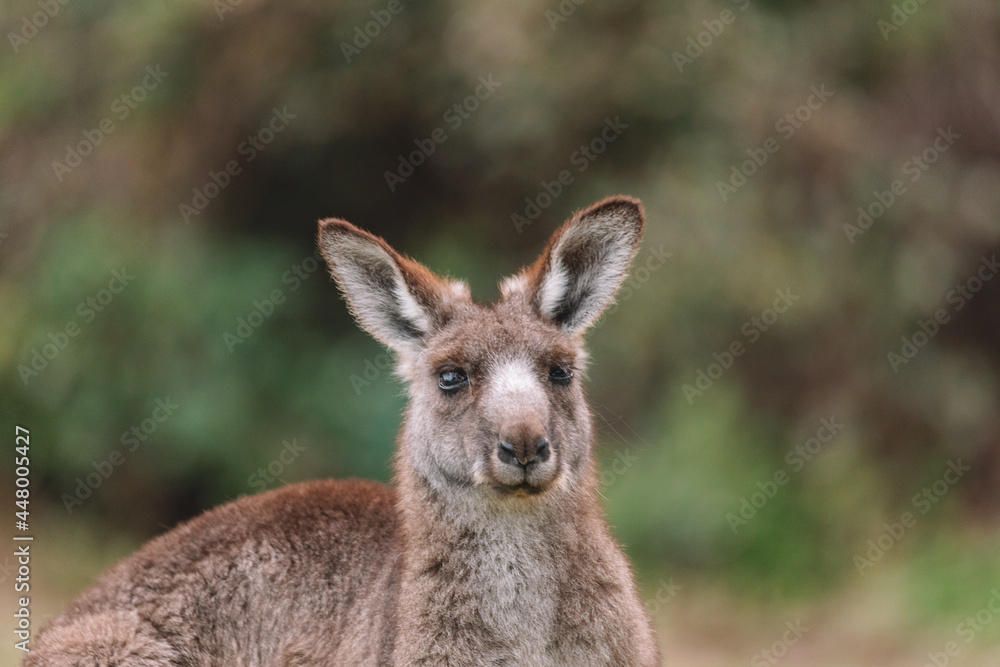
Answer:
(498, 436, 551, 467)
(536, 438, 550, 461)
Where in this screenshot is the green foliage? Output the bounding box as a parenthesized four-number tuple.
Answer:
(2, 0, 998, 648)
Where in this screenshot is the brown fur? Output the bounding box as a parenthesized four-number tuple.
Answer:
(28, 196, 661, 666)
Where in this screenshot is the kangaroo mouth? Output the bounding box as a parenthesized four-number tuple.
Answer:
(490, 481, 547, 497)
(487, 454, 560, 497)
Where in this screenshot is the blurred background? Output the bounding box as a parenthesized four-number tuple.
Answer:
(2, 0, 1000, 664)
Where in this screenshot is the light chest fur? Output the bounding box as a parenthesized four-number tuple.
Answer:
(410, 493, 563, 664)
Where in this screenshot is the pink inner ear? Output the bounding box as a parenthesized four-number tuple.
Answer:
(512, 197, 644, 332)
(318, 218, 473, 349)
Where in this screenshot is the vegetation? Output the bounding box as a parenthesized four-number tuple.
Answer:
(2, 0, 999, 663)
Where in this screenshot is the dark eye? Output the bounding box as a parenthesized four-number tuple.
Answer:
(438, 369, 469, 393)
(549, 367, 573, 386)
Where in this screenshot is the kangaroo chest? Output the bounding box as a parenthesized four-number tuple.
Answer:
(401, 515, 569, 665)
(473, 523, 559, 656)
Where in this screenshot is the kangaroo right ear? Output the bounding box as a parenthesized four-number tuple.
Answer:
(503, 197, 645, 333)
(317, 219, 467, 355)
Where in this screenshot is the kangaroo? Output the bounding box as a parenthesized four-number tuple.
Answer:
(26, 196, 661, 667)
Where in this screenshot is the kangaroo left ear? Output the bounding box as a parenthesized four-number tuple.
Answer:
(317, 219, 470, 356)
(510, 197, 645, 333)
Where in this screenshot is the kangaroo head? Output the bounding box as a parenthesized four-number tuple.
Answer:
(318, 197, 644, 501)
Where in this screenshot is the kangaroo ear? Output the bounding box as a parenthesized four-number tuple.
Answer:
(317, 220, 468, 354)
(507, 197, 645, 333)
